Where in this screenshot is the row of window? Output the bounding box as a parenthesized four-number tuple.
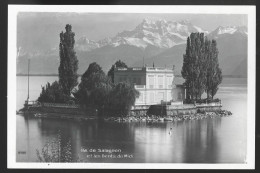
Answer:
(117, 75, 173, 88)
(148, 75, 173, 89)
(136, 91, 172, 103)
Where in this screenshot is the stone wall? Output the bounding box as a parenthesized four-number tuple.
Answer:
(27, 104, 97, 116)
(26, 102, 222, 118)
(146, 104, 221, 117)
(40, 107, 86, 116)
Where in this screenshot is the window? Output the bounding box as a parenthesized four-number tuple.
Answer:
(167, 92, 172, 101)
(148, 75, 154, 89)
(167, 76, 172, 88)
(158, 75, 164, 89)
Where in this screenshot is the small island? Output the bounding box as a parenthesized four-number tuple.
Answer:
(19, 24, 232, 122)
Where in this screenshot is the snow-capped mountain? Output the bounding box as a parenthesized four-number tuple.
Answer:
(207, 26, 247, 39)
(17, 20, 248, 77)
(75, 19, 209, 51)
(133, 25, 248, 77)
(75, 37, 100, 51)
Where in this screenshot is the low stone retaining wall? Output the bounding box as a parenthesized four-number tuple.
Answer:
(40, 107, 86, 116)
(146, 104, 196, 116)
(166, 108, 198, 116)
(26, 104, 96, 116)
(22, 102, 222, 119)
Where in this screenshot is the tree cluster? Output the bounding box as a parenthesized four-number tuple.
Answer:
(37, 81, 72, 103)
(38, 24, 78, 104)
(74, 61, 140, 117)
(181, 33, 222, 102)
(108, 82, 140, 115)
(37, 24, 139, 115)
(74, 62, 113, 113)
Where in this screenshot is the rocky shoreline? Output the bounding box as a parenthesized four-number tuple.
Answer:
(104, 110, 232, 122)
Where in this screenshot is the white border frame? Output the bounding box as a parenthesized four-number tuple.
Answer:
(8, 5, 256, 169)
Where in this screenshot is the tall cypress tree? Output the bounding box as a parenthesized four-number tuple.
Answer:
(205, 40, 222, 99)
(182, 33, 207, 101)
(182, 33, 222, 101)
(182, 36, 193, 100)
(194, 33, 207, 100)
(59, 24, 78, 96)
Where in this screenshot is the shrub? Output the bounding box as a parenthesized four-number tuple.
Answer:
(108, 82, 140, 116)
(38, 81, 72, 103)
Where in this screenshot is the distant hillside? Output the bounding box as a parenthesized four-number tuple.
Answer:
(76, 44, 165, 73)
(134, 27, 248, 77)
(132, 44, 186, 75)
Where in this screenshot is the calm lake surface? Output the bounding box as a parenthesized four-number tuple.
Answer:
(16, 76, 247, 163)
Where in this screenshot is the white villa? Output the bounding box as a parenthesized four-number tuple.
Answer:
(114, 66, 185, 106)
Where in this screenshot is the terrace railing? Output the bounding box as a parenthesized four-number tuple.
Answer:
(41, 102, 80, 108)
(146, 67, 173, 72)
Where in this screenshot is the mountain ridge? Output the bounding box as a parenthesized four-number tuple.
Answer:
(17, 19, 248, 77)
(74, 18, 209, 51)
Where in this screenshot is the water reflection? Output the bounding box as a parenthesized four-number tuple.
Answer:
(17, 115, 227, 163)
(182, 118, 221, 163)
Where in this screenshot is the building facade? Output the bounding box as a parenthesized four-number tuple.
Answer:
(114, 66, 185, 106)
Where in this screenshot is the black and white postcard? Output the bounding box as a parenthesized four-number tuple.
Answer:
(8, 5, 256, 169)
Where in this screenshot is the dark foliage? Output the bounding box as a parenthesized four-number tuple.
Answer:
(59, 24, 78, 96)
(81, 62, 105, 79)
(205, 40, 223, 99)
(74, 62, 112, 115)
(38, 81, 72, 103)
(75, 62, 139, 117)
(108, 82, 140, 116)
(76, 73, 113, 113)
(182, 32, 222, 101)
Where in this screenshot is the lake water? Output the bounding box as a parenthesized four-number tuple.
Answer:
(16, 76, 247, 163)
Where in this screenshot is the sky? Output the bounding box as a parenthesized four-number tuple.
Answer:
(17, 12, 247, 51)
